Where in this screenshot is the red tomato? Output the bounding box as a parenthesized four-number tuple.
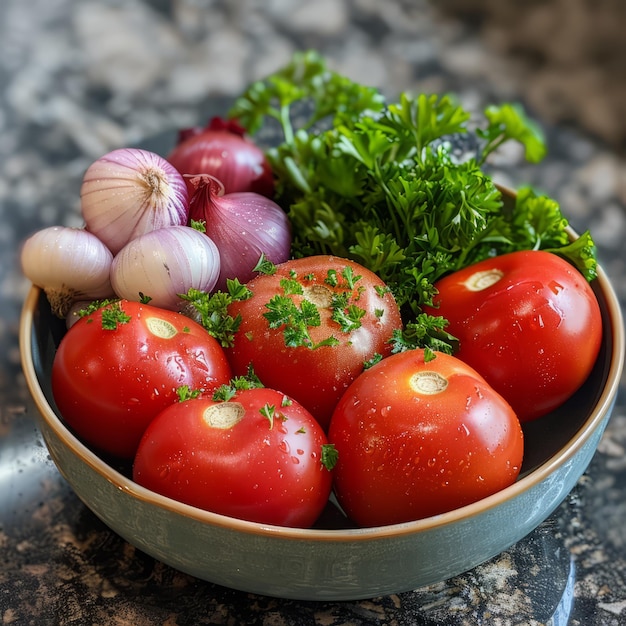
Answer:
(133, 387, 334, 527)
(423, 250, 603, 422)
(51, 300, 232, 459)
(226, 256, 403, 430)
(328, 349, 523, 527)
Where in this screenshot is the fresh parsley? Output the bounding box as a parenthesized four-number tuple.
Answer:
(229, 51, 598, 354)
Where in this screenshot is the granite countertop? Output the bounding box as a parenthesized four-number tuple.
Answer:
(1, 1, 625, 624)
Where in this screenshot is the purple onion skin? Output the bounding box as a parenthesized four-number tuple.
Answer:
(168, 118, 275, 199)
(80, 148, 190, 255)
(188, 175, 291, 292)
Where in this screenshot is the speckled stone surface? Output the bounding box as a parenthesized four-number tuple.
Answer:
(1, 1, 625, 624)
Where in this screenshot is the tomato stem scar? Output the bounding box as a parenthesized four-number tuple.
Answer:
(303, 284, 333, 308)
(203, 402, 245, 429)
(464, 269, 504, 292)
(410, 371, 448, 395)
(146, 317, 178, 339)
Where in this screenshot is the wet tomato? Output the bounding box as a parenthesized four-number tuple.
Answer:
(226, 255, 403, 430)
(51, 300, 232, 459)
(423, 250, 602, 421)
(133, 387, 334, 527)
(328, 349, 523, 527)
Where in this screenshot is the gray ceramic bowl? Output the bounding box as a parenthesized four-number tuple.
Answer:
(19, 234, 624, 601)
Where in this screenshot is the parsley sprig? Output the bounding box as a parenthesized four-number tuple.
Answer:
(229, 51, 598, 353)
(78, 299, 131, 330)
(180, 279, 252, 347)
(264, 294, 337, 349)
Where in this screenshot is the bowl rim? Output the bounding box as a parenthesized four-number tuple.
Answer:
(19, 258, 624, 543)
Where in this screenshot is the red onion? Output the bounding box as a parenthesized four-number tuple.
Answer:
(167, 117, 274, 198)
(188, 174, 291, 291)
(80, 148, 189, 254)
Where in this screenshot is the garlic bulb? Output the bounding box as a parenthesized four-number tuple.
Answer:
(20, 226, 115, 317)
(110, 225, 221, 311)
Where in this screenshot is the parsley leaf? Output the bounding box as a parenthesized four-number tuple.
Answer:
(390, 314, 458, 359)
(259, 403, 277, 429)
(479, 103, 547, 164)
(321, 443, 339, 471)
(176, 385, 202, 402)
(330, 296, 366, 332)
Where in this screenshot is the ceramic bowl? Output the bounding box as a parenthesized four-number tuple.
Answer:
(19, 236, 624, 601)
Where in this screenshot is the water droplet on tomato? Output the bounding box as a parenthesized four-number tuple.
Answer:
(192, 349, 211, 373)
(531, 313, 545, 329)
(158, 465, 170, 479)
(279, 440, 290, 454)
(549, 280, 564, 294)
(166, 355, 187, 383)
(290, 456, 300, 465)
(380, 405, 392, 417)
(296, 448, 304, 455)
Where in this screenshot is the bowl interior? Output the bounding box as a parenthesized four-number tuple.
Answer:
(23, 252, 624, 532)
(18, 254, 625, 600)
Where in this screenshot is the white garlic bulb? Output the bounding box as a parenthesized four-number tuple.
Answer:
(20, 226, 115, 317)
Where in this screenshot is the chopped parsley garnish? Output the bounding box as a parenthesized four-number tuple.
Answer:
(321, 443, 339, 471)
(264, 294, 338, 349)
(259, 403, 277, 429)
(180, 279, 252, 347)
(85, 300, 131, 330)
(253, 253, 277, 275)
(176, 385, 202, 402)
(212, 368, 265, 401)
